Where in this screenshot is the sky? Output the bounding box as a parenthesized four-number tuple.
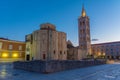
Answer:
(0, 0, 120, 46)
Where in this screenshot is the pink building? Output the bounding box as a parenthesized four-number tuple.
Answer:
(91, 41, 120, 59)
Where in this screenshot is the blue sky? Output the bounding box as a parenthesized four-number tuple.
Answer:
(0, 0, 120, 46)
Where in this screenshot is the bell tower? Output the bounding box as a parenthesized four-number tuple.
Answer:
(78, 5, 91, 58)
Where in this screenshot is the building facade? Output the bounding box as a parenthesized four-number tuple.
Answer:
(78, 6, 91, 58)
(91, 41, 120, 59)
(25, 23, 67, 61)
(0, 38, 25, 62)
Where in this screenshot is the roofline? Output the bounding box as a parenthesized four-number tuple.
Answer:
(0, 39, 25, 44)
(91, 41, 120, 45)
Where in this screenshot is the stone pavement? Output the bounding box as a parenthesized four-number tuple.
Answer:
(0, 62, 120, 80)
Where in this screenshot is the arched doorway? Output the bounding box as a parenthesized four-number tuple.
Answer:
(116, 56, 119, 59)
(111, 56, 114, 59)
(26, 55, 30, 61)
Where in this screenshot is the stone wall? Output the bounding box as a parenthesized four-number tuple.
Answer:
(13, 60, 106, 73)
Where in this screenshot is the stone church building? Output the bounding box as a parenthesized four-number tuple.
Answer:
(25, 23, 67, 60)
(25, 6, 91, 61)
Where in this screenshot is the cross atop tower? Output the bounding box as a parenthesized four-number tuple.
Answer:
(81, 5, 86, 17)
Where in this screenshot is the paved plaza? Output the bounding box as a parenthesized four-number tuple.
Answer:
(0, 62, 120, 80)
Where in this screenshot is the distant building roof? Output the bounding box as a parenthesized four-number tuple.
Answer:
(92, 41, 120, 46)
(0, 37, 25, 44)
(0, 37, 9, 40)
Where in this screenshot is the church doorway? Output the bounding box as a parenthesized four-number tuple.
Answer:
(111, 56, 114, 59)
(26, 55, 30, 61)
(116, 56, 119, 59)
(43, 54, 46, 60)
(107, 56, 110, 59)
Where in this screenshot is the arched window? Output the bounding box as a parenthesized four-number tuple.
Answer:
(64, 51, 66, 54)
(80, 30, 82, 34)
(60, 51, 62, 55)
(83, 29, 85, 33)
(80, 22, 82, 26)
(54, 50, 55, 54)
(83, 21, 85, 25)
